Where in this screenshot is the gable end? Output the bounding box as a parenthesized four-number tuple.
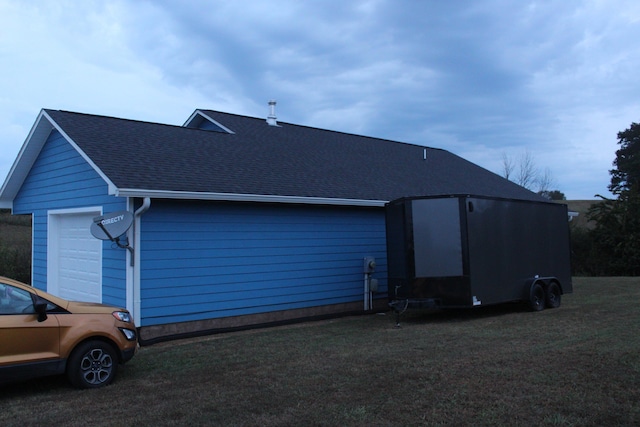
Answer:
(183, 110, 235, 134)
(0, 110, 118, 209)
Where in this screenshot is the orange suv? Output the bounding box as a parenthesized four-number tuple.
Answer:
(0, 276, 137, 388)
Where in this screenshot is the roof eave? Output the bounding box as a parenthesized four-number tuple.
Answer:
(112, 188, 387, 207)
(183, 110, 235, 134)
(0, 110, 119, 210)
(45, 111, 118, 191)
(0, 109, 53, 209)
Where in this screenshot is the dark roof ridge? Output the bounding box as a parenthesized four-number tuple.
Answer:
(45, 109, 210, 135)
(198, 109, 445, 152)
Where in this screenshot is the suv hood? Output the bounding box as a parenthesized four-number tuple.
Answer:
(66, 301, 127, 314)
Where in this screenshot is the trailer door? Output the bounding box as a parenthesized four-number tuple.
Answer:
(411, 198, 463, 278)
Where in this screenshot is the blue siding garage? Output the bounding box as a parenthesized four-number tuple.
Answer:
(0, 106, 546, 340)
(11, 127, 128, 308)
(139, 201, 387, 326)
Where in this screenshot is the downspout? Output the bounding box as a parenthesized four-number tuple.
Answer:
(133, 197, 151, 326)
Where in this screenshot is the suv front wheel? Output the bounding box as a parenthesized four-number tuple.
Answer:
(67, 340, 118, 389)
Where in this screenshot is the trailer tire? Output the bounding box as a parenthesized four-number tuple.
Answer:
(529, 283, 546, 311)
(545, 282, 562, 309)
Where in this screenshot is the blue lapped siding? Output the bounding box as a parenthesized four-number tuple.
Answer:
(139, 200, 387, 325)
(12, 130, 127, 306)
(9, 129, 390, 327)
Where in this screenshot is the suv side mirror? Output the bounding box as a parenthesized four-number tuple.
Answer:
(35, 301, 48, 322)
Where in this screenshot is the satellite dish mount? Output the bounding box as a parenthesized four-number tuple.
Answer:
(90, 211, 135, 264)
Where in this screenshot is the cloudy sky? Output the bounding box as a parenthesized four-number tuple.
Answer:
(1, 0, 639, 200)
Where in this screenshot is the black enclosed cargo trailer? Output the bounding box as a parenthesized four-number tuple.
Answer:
(386, 195, 572, 313)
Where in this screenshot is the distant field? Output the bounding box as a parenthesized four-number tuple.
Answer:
(1, 277, 638, 426)
(0, 210, 30, 241)
(0, 210, 31, 282)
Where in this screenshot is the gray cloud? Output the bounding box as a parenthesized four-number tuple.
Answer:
(1, 0, 639, 198)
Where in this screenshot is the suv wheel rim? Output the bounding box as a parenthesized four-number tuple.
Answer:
(80, 348, 114, 385)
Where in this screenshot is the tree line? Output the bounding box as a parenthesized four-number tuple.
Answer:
(571, 122, 640, 276)
(503, 122, 639, 276)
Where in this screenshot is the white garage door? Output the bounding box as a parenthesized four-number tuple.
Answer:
(48, 210, 102, 302)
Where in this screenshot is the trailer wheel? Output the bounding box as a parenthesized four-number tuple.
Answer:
(529, 283, 546, 311)
(545, 282, 562, 309)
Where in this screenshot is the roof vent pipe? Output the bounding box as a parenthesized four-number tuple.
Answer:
(266, 100, 278, 126)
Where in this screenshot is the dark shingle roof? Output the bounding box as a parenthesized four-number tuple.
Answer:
(44, 109, 544, 203)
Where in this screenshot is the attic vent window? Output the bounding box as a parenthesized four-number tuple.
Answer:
(266, 100, 280, 127)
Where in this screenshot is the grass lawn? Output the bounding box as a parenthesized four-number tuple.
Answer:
(1, 277, 639, 426)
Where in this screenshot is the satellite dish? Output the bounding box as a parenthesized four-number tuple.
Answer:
(91, 211, 134, 241)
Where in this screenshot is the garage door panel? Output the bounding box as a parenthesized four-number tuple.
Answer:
(49, 211, 102, 303)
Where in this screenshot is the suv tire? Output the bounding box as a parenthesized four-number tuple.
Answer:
(67, 340, 118, 389)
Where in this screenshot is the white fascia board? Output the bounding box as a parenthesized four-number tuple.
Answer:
(0, 110, 53, 209)
(42, 111, 118, 192)
(183, 110, 235, 134)
(113, 188, 387, 207)
(182, 110, 201, 127)
(0, 110, 119, 209)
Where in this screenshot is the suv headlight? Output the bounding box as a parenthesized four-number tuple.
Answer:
(112, 311, 132, 323)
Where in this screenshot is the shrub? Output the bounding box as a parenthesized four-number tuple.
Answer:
(0, 245, 31, 283)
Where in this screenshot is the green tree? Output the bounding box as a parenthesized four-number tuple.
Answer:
(609, 123, 640, 195)
(587, 122, 640, 276)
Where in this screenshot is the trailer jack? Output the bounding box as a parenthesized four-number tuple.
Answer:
(389, 298, 442, 327)
(389, 299, 409, 328)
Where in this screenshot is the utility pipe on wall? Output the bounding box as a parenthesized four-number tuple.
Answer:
(132, 197, 151, 326)
(363, 257, 376, 310)
(364, 274, 369, 311)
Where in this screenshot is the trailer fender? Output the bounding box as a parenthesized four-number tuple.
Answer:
(523, 277, 561, 296)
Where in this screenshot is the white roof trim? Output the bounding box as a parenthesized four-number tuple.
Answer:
(183, 110, 235, 134)
(113, 188, 387, 207)
(0, 109, 117, 209)
(0, 110, 52, 209)
(42, 111, 117, 192)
